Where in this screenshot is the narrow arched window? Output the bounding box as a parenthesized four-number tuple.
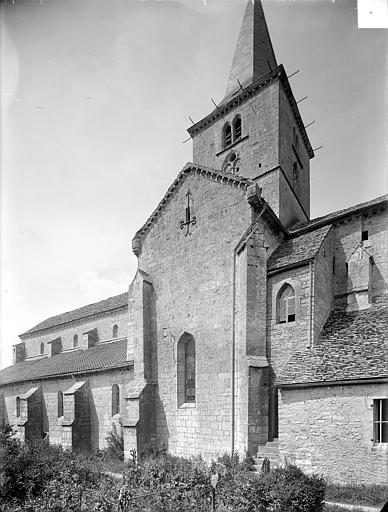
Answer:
(222, 123, 232, 149)
(232, 115, 242, 141)
(277, 284, 296, 324)
(73, 334, 78, 348)
(58, 391, 64, 418)
(40, 342, 44, 355)
(112, 324, 118, 338)
(177, 333, 196, 406)
(112, 384, 120, 416)
(16, 396, 21, 417)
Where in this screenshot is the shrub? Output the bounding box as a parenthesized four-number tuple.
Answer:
(104, 420, 124, 461)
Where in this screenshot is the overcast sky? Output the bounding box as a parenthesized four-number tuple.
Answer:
(1, 0, 387, 369)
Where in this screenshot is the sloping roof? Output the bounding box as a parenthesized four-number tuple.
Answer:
(276, 300, 388, 386)
(0, 339, 132, 387)
(20, 292, 128, 337)
(290, 194, 388, 234)
(267, 225, 331, 272)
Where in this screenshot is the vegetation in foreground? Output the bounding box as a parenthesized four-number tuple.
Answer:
(0, 424, 385, 512)
(325, 481, 388, 508)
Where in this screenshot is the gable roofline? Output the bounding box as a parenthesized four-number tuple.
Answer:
(20, 292, 128, 338)
(132, 162, 256, 256)
(289, 194, 388, 235)
(187, 65, 314, 159)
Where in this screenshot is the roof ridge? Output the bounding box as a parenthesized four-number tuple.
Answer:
(20, 291, 129, 337)
(289, 194, 388, 234)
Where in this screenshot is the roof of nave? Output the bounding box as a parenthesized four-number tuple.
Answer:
(20, 292, 128, 338)
(0, 339, 132, 387)
(267, 224, 331, 272)
(289, 194, 388, 235)
(276, 297, 388, 387)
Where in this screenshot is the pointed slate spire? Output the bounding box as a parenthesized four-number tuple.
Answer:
(224, 0, 277, 100)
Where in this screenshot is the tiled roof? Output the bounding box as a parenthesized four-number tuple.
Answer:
(20, 292, 128, 337)
(0, 339, 132, 387)
(276, 300, 388, 386)
(267, 225, 331, 272)
(289, 194, 388, 234)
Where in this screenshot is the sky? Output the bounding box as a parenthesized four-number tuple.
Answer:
(0, 0, 387, 369)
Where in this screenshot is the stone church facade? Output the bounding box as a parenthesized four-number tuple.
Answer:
(1, 1, 387, 485)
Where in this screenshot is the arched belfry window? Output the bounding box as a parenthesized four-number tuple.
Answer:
(57, 391, 64, 418)
(40, 342, 44, 355)
(222, 123, 232, 149)
(177, 333, 196, 406)
(112, 384, 120, 416)
(73, 334, 78, 348)
(232, 115, 242, 141)
(277, 284, 296, 324)
(16, 396, 21, 417)
(112, 324, 118, 338)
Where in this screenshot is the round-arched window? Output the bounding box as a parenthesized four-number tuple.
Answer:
(277, 284, 296, 324)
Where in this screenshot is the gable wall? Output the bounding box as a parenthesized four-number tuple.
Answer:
(333, 208, 388, 305)
(138, 173, 257, 457)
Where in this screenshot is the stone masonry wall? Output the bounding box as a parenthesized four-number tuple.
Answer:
(333, 209, 387, 304)
(267, 265, 312, 375)
(0, 367, 133, 450)
(193, 82, 279, 180)
(138, 172, 271, 458)
(278, 85, 310, 218)
(21, 308, 128, 360)
(279, 383, 388, 485)
(313, 228, 334, 341)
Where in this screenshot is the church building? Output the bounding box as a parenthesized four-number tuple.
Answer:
(0, 0, 387, 485)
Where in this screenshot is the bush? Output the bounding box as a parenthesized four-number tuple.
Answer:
(0, 424, 102, 510)
(0, 426, 326, 512)
(104, 420, 124, 461)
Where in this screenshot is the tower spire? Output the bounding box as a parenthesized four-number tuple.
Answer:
(224, 0, 277, 101)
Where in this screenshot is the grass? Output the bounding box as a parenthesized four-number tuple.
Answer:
(325, 482, 388, 508)
(325, 505, 366, 512)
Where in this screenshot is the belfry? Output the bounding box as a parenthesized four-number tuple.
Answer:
(0, 0, 387, 486)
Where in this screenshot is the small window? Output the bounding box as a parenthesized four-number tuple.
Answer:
(362, 230, 369, 241)
(222, 123, 232, 148)
(373, 399, 387, 443)
(57, 391, 63, 418)
(112, 384, 120, 416)
(292, 162, 298, 190)
(112, 324, 118, 338)
(40, 342, 44, 355)
(73, 334, 78, 348)
(16, 396, 21, 417)
(232, 115, 242, 141)
(277, 284, 296, 324)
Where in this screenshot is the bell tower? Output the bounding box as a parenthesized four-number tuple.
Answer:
(187, 0, 314, 228)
